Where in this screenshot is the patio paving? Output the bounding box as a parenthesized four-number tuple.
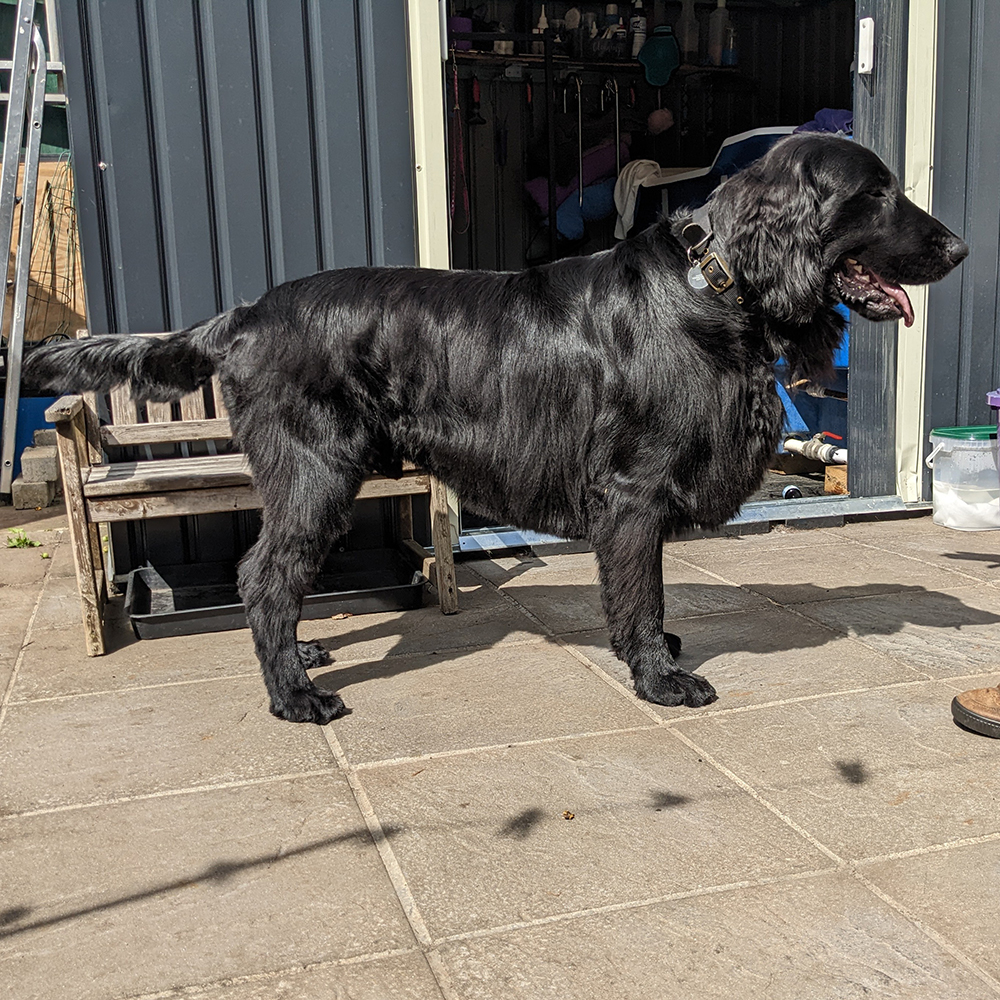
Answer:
(1, 506, 999, 999)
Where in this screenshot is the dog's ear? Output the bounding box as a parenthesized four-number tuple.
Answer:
(715, 152, 827, 325)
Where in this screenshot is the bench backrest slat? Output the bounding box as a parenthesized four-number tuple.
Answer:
(109, 385, 138, 425)
(100, 417, 232, 446)
(146, 401, 174, 423)
(211, 376, 229, 419)
(179, 388, 208, 421)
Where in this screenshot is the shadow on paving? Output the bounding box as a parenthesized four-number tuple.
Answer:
(310, 581, 1000, 687)
(942, 551, 1000, 570)
(0, 825, 401, 940)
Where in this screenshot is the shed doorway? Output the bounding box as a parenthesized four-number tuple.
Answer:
(437, 2, 908, 547)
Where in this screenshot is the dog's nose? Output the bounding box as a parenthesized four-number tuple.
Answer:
(946, 233, 969, 265)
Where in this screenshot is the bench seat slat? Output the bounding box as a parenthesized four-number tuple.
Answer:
(83, 453, 430, 500)
(85, 473, 433, 521)
(84, 455, 252, 496)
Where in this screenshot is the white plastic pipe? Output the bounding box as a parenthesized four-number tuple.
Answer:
(783, 436, 847, 465)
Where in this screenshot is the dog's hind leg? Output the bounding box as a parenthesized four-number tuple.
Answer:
(592, 512, 717, 709)
(237, 460, 364, 725)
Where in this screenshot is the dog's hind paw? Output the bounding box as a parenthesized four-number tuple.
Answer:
(635, 670, 717, 709)
(297, 640, 333, 670)
(664, 632, 682, 658)
(270, 685, 346, 725)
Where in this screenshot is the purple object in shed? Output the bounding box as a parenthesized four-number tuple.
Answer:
(988, 389, 1000, 487)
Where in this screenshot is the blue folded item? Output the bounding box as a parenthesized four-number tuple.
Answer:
(638, 26, 680, 87)
(552, 178, 617, 240)
(795, 109, 853, 135)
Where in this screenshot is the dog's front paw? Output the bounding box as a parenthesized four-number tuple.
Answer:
(297, 640, 333, 670)
(636, 670, 717, 709)
(270, 684, 345, 724)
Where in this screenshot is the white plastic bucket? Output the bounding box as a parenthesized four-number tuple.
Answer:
(926, 425, 1000, 530)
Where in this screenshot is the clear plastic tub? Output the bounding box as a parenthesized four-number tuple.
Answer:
(926, 425, 1000, 530)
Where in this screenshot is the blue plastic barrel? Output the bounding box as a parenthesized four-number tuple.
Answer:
(0, 396, 57, 481)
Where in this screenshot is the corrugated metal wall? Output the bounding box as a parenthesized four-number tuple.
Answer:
(925, 0, 998, 459)
(54, 0, 417, 572)
(57, 0, 416, 335)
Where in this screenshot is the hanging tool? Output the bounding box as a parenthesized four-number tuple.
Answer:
(601, 77, 621, 178)
(565, 73, 583, 208)
(467, 75, 486, 126)
(493, 78, 508, 169)
(448, 55, 470, 235)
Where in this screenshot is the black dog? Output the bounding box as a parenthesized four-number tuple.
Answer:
(25, 135, 967, 724)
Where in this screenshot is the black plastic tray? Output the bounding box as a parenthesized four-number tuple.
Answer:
(125, 548, 425, 639)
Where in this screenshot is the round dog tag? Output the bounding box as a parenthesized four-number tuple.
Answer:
(687, 264, 708, 290)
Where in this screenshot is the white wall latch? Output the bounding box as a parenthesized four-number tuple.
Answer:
(858, 16, 875, 75)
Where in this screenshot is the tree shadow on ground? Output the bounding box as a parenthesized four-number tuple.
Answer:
(0, 824, 402, 940)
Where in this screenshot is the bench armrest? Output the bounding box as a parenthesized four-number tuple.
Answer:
(44, 394, 83, 423)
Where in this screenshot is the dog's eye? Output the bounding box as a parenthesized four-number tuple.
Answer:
(866, 188, 888, 200)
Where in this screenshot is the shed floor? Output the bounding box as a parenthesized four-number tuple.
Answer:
(2, 504, 999, 999)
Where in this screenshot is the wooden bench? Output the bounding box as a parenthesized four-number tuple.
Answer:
(45, 334, 458, 655)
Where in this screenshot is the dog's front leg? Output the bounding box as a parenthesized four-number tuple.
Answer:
(592, 512, 717, 709)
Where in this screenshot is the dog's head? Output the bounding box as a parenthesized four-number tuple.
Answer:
(712, 134, 968, 327)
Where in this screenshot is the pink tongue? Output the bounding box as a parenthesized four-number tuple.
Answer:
(873, 273, 914, 327)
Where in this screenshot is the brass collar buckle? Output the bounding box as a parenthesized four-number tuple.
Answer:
(699, 252, 735, 293)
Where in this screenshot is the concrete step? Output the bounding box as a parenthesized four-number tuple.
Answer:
(19, 444, 59, 484)
(11, 475, 56, 509)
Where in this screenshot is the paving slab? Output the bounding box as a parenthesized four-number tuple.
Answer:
(671, 533, 974, 605)
(795, 584, 1000, 677)
(11, 613, 260, 701)
(467, 550, 771, 635)
(678, 681, 1000, 860)
(438, 870, 997, 1000)
(360, 729, 831, 939)
(0, 675, 335, 814)
(863, 839, 1000, 982)
(322, 640, 652, 765)
(0, 584, 42, 637)
(0, 532, 59, 587)
(836, 516, 1000, 583)
(149, 951, 446, 1000)
(562, 605, 928, 717)
(0, 774, 416, 1000)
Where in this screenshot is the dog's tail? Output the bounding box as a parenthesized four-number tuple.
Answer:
(22, 308, 243, 403)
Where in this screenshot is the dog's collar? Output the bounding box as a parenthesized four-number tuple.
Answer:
(680, 206, 748, 308)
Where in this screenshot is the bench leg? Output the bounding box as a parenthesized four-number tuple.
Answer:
(55, 420, 105, 655)
(429, 476, 458, 614)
